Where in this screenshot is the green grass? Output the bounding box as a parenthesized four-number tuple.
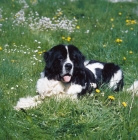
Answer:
(0, 0, 138, 139)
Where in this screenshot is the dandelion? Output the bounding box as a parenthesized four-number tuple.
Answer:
(76, 26, 80, 29)
(123, 57, 126, 60)
(110, 18, 114, 21)
(11, 60, 15, 62)
(95, 89, 100, 93)
(66, 37, 71, 42)
(0, 47, 2, 51)
(130, 28, 133, 30)
(112, 24, 115, 28)
(108, 95, 115, 100)
(126, 20, 130, 23)
(62, 36, 65, 40)
(126, 19, 137, 25)
(58, 12, 62, 16)
(122, 102, 127, 107)
(131, 20, 137, 24)
(119, 12, 122, 15)
(129, 51, 133, 54)
(116, 38, 123, 43)
(38, 51, 43, 55)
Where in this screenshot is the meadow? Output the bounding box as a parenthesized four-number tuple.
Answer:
(0, 0, 138, 139)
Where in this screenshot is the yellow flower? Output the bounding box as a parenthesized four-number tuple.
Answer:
(126, 19, 130, 23)
(123, 57, 126, 60)
(0, 18, 4, 21)
(95, 89, 100, 93)
(38, 51, 43, 55)
(58, 12, 62, 15)
(129, 51, 133, 54)
(110, 18, 114, 21)
(66, 37, 71, 42)
(126, 19, 137, 25)
(130, 28, 133, 30)
(116, 39, 123, 43)
(11, 60, 15, 63)
(108, 95, 115, 100)
(119, 12, 122, 15)
(76, 26, 80, 29)
(131, 20, 136, 24)
(62, 36, 65, 40)
(122, 102, 127, 107)
(0, 47, 2, 51)
(116, 39, 120, 43)
(120, 39, 122, 42)
(112, 24, 115, 28)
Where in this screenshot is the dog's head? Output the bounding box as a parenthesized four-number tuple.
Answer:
(44, 44, 85, 83)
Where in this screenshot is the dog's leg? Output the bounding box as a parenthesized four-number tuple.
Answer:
(67, 84, 83, 95)
(14, 95, 42, 111)
(127, 80, 138, 95)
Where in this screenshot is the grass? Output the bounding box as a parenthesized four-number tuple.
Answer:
(0, 0, 138, 139)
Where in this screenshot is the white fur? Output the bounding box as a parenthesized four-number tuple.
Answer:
(62, 46, 74, 76)
(85, 63, 104, 79)
(14, 77, 81, 110)
(36, 77, 65, 98)
(109, 69, 123, 90)
(84, 60, 90, 66)
(14, 95, 41, 110)
(67, 84, 83, 95)
(127, 80, 138, 95)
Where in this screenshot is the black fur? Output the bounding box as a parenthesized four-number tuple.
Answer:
(86, 60, 124, 91)
(43, 44, 124, 95)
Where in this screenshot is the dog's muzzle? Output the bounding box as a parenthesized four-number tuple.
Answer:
(61, 63, 73, 83)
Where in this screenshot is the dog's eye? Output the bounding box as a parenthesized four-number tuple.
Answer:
(58, 55, 64, 60)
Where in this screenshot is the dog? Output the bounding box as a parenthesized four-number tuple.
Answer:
(38, 44, 124, 95)
(14, 44, 124, 110)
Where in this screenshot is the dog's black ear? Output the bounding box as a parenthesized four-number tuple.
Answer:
(79, 52, 85, 62)
(43, 49, 54, 69)
(77, 51, 85, 67)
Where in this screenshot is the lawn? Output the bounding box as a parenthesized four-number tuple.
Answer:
(0, 0, 138, 139)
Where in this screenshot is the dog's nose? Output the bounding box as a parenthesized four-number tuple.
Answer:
(65, 63, 72, 70)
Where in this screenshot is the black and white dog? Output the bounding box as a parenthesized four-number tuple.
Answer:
(37, 44, 124, 96)
(14, 44, 124, 110)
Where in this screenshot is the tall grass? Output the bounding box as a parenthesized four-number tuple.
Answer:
(0, 0, 138, 139)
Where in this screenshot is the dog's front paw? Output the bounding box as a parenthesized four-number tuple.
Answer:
(67, 84, 83, 95)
